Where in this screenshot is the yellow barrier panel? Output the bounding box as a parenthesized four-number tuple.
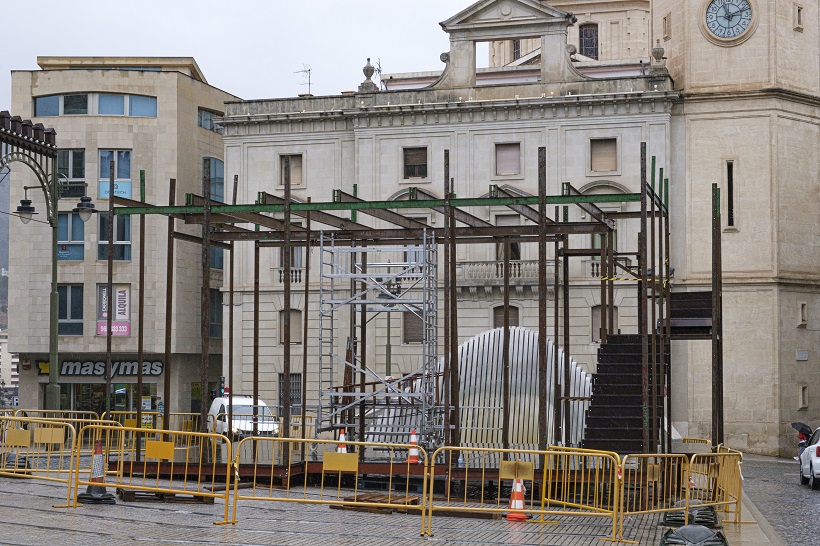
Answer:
(73, 424, 234, 524)
(688, 452, 743, 523)
(230, 437, 428, 535)
(619, 454, 690, 540)
(426, 446, 621, 540)
(15, 409, 100, 421)
(0, 416, 77, 508)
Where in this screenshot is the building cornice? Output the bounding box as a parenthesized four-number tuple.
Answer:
(680, 87, 820, 109)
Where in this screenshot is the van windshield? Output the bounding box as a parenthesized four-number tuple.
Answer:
(231, 405, 274, 417)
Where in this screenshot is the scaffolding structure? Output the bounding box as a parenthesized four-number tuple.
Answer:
(317, 231, 440, 446)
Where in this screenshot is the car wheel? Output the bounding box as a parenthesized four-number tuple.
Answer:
(800, 463, 810, 485)
(811, 465, 820, 490)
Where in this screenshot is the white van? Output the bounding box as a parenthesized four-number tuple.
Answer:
(208, 395, 279, 441)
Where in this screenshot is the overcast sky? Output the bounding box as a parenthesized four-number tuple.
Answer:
(0, 0, 479, 110)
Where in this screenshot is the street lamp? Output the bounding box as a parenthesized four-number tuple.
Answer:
(16, 180, 97, 411)
(1, 111, 97, 410)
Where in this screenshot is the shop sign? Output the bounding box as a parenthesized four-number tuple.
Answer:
(97, 284, 131, 336)
(37, 359, 164, 377)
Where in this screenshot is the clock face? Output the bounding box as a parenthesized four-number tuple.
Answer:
(705, 0, 753, 40)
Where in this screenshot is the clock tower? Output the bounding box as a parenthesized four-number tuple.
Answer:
(649, 0, 820, 454)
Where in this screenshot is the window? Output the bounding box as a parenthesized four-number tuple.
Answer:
(63, 94, 88, 115)
(495, 215, 521, 262)
(58, 212, 85, 260)
(99, 150, 131, 199)
(204, 157, 225, 268)
(493, 306, 519, 329)
(98, 213, 132, 261)
(726, 161, 735, 227)
(794, 4, 804, 31)
(591, 305, 619, 343)
(129, 95, 157, 117)
(800, 303, 808, 327)
(280, 154, 303, 187)
(278, 373, 303, 413)
(590, 138, 617, 172)
(58, 284, 83, 336)
(279, 309, 303, 344)
(579, 24, 599, 59)
(592, 230, 618, 253)
(99, 94, 125, 115)
(663, 13, 672, 40)
(34, 96, 59, 117)
(198, 109, 223, 133)
(512, 39, 521, 61)
(403, 311, 424, 343)
(99, 150, 131, 180)
(209, 289, 223, 339)
(403, 147, 427, 179)
(495, 143, 521, 176)
(57, 149, 86, 198)
(799, 385, 809, 410)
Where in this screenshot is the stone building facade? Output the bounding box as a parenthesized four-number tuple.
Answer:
(8, 57, 236, 415)
(219, 0, 818, 456)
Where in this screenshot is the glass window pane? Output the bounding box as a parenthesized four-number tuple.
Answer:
(58, 213, 68, 241)
(58, 286, 68, 319)
(117, 151, 130, 179)
(35, 96, 60, 116)
(57, 150, 70, 178)
(116, 215, 131, 242)
(129, 95, 157, 117)
(99, 94, 125, 115)
(99, 213, 110, 241)
(99, 151, 114, 179)
(64, 94, 88, 115)
(70, 286, 83, 319)
(72, 150, 85, 179)
(71, 214, 84, 240)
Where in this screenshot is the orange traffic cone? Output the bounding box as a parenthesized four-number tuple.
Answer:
(77, 439, 116, 505)
(337, 428, 348, 453)
(407, 429, 420, 464)
(505, 478, 528, 521)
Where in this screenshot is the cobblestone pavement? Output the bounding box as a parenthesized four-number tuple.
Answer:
(739, 454, 814, 546)
(0, 466, 790, 545)
(0, 477, 670, 546)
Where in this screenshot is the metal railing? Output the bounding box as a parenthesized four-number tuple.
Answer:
(73, 424, 234, 523)
(426, 446, 621, 539)
(230, 437, 428, 534)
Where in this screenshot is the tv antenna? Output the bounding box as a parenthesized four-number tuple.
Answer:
(295, 65, 312, 95)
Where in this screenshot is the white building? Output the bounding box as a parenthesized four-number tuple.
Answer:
(218, 0, 818, 456)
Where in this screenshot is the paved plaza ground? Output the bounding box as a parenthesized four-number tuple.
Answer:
(0, 456, 792, 545)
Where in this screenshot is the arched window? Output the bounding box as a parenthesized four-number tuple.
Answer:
(579, 24, 599, 60)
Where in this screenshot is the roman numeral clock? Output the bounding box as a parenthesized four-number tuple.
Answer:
(702, 0, 758, 46)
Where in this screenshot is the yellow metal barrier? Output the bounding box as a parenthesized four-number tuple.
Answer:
(73, 424, 234, 523)
(688, 452, 743, 523)
(0, 416, 78, 508)
(426, 446, 621, 540)
(619, 454, 690, 540)
(15, 409, 100, 421)
(230, 437, 428, 534)
(682, 437, 711, 445)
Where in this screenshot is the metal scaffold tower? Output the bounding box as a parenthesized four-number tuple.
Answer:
(317, 229, 440, 447)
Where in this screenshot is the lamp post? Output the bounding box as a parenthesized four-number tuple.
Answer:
(1, 111, 97, 411)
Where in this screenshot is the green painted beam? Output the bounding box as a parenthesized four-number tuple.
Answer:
(113, 193, 643, 216)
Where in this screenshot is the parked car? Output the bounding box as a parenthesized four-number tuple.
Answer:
(208, 395, 279, 442)
(798, 427, 820, 489)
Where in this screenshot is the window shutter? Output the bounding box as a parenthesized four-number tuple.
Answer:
(495, 143, 520, 175)
(404, 147, 426, 165)
(403, 311, 424, 343)
(591, 139, 617, 172)
(493, 306, 519, 328)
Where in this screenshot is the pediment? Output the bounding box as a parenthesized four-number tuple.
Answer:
(441, 0, 572, 33)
